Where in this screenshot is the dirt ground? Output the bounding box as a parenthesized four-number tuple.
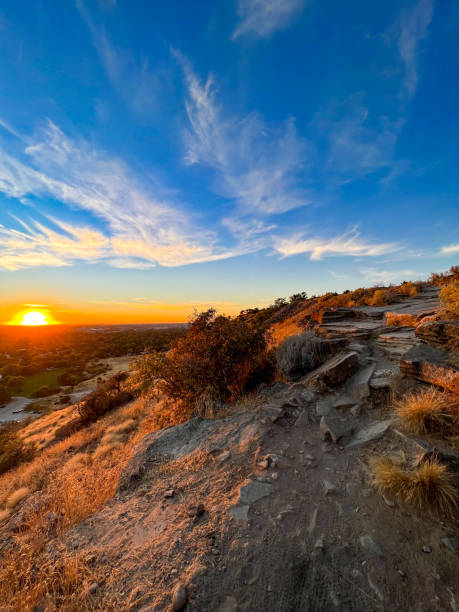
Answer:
(30, 389, 458, 612)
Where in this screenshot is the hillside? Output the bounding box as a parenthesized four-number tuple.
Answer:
(0, 271, 458, 611)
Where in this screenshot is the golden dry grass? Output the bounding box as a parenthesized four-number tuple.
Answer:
(0, 545, 100, 611)
(105, 418, 136, 435)
(371, 456, 458, 516)
(385, 312, 417, 327)
(395, 388, 457, 435)
(5, 487, 29, 509)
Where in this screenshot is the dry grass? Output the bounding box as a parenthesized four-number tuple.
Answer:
(371, 456, 458, 516)
(395, 388, 458, 435)
(396, 281, 420, 297)
(5, 487, 29, 509)
(0, 545, 100, 611)
(105, 418, 136, 435)
(370, 288, 396, 306)
(385, 312, 417, 327)
(439, 280, 459, 319)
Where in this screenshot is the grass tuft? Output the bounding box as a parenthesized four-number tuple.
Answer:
(395, 388, 456, 435)
(371, 456, 458, 516)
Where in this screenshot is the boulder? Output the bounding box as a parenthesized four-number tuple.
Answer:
(320, 415, 354, 443)
(415, 319, 459, 349)
(305, 351, 359, 390)
(345, 419, 394, 449)
(118, 413, 261, 492)
(344, 362, 376, 401)
(400, 345, 458, 392)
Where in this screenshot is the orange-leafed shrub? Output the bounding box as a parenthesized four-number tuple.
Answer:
(439, 280, 459, 319)
(369, 289, 397, 306)
(385, 312, 417, 327)
(135, 309, 271, 412)
(397, 281, 419, 297)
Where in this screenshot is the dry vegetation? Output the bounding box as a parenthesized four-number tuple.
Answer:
(275, 331, 331, 381)
(395, 388, 458, 436)
(0, 395, 168, 610)
(371, 456, 458, 517)
(385, 312, 418, 327)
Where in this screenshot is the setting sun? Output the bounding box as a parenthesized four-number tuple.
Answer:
(19, 311, 49, 326)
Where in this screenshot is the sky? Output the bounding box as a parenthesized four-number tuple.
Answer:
(0, 0, 458, 324)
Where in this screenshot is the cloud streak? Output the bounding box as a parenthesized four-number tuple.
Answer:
(0, 120, 240, 270)
(177, 51, 311, 215)
(274, 228, 399, 260)
(397, 0, 434, 97)
(232, 0, 305, 39)
(440, 244, 459, 255)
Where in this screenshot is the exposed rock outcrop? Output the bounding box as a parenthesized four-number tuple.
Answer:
(304, 351, 359, 389)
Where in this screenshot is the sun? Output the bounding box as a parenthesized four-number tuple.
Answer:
(19, 311, 49, 326)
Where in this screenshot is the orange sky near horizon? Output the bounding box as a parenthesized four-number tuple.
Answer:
(1, 298, 260, 326)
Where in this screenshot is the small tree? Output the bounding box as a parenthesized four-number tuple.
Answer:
(136, 309, 269, 413)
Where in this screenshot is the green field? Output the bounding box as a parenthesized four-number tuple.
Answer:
(20, 368, 66, 397)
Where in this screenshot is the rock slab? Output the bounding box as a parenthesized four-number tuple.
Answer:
(345, 419, 394, 449)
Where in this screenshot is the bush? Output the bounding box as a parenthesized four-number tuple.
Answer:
(439, 281, 459, 319)
(276, 331, 330, 381)
(77, 374, 133, 425)
(31, 385, 60, 398)
(385, 313, 417, 327)
(135, 309, 269, 412)
(0, 424, 35, 476)
(397, 281, 419, 297)
(369, 289, 396, 306)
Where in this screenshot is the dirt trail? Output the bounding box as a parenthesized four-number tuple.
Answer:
(41, 378, 458, 612)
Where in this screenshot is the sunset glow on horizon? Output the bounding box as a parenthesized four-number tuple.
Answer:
(20, 311, 49, 326)
(6, 309, 59, 326)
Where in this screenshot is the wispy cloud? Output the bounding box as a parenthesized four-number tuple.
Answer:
(314, 0, 435, 185)
(397, 0, 434, 97)
(316, 93, 404, 181)
(274, 228, 399, 260)
(0, 119, 240, 270)
(232, 0, 305, 40)
(76, 1, 161, 117)
(440, 244, 459, 255)
(0, 218, 109, 271)
(176, 50, 311, 215)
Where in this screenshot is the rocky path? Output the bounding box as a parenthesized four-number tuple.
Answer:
(45, 364, 458, 612)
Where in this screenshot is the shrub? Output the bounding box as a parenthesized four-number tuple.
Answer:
(371, 457, 458, 516)
(369, 289, 396, 306)
(385, 313, 417, 327)
(77, 373, 133, 425)
(135, 309, 269, 412)
(396, 281, 419, 297)
(276, 331, 330, 381)
(31, 385, 60, 398)
(78, 388, 133, 425)
(439, 280, 459, 319)
(395, 388, 458, 435)
(0, 424, 35, 476)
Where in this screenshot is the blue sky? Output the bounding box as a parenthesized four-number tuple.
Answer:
(0, 0, 458, 321)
